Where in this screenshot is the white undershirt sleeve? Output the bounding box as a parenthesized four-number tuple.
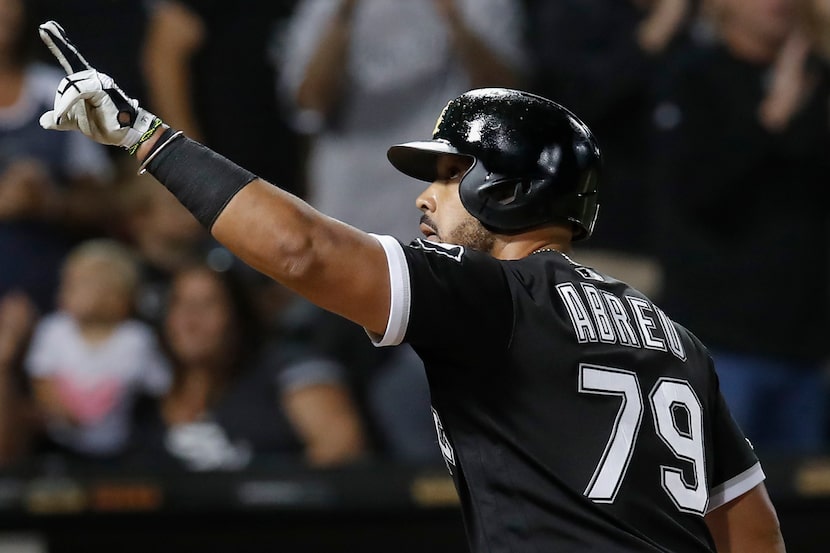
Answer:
(366, 234, 411, 347)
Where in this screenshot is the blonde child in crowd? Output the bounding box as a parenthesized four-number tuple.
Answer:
(24, 239, 170, 460)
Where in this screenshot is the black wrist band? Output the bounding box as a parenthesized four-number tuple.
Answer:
(144, 135, 258, 230)
(139, 126, 176, 162)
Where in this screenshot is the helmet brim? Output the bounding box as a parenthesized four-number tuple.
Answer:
(387, 140, 473, 183)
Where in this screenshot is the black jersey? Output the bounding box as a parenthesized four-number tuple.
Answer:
(371, 235, 764, 553)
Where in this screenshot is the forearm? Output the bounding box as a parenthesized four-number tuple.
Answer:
(135, 129, 390, 334)
(705, 485, 786, 553)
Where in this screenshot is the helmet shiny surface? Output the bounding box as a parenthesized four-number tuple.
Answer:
(388, 88, 602, 239)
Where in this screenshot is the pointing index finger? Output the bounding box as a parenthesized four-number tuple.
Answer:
(38, 20, 92, 75)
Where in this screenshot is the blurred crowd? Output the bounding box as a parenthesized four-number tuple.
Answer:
(0, 0, 828, 474)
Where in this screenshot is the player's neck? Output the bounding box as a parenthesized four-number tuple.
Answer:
(490, 226, 573, 260)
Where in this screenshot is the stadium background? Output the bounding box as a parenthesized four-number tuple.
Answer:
(0, 1, 828, 551)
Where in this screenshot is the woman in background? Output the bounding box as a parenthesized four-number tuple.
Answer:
(129, 263, 367, 470)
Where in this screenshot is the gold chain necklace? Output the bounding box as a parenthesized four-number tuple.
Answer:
(530, 248, 559, 255)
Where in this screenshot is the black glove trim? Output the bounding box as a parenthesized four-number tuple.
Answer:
(104, 88, 137, 128)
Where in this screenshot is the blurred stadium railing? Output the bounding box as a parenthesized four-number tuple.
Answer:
(0, 453, 826, 553)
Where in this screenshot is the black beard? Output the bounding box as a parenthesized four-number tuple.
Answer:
(445, 217, 495, 253)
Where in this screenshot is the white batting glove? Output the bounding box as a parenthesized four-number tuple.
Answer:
(38, 21, 161, 153)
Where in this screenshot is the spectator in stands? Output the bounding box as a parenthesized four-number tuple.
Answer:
(0, 291, 38, 464)
(277, 0, 527, 463)
(118, 169, 211, 327)
(797, 0, 830, 60)
(128, 263, 367, 470)
(279, 0, 526, 242)
(276, 302, 443, 464)
(142, 0, 304, 197)
(118, 167, 297, 349)
(649, 0, 830, 452)
(23, 240, 171, 461)
(524, 0, 696, 296)
(0, 0, 113, 313)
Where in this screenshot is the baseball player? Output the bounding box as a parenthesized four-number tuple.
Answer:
(37, 21, 785, 553)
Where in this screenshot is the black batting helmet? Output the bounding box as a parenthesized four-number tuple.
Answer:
(387, 88, 602, 240)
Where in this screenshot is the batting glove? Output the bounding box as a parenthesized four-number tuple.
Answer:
(38, 21, 161, 154)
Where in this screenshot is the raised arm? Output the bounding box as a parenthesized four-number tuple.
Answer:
(38, 20, 393, 337)
(205, 175, 391, 335)
(704, 483, 786, 553)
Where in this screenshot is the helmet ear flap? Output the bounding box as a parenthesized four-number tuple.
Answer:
(459, 161, 537, 232)
(458, 158, 490, 224)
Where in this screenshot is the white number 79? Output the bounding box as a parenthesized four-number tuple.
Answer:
(579, 364, 708, 514)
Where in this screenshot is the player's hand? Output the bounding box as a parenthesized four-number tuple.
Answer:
(37, 21, 160, 152)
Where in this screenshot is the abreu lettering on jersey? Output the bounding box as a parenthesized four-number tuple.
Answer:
(556, 282, 686, 361)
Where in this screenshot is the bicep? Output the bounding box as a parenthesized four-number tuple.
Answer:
(705, 483, 786, 553)
(211, 179, 391, 336)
